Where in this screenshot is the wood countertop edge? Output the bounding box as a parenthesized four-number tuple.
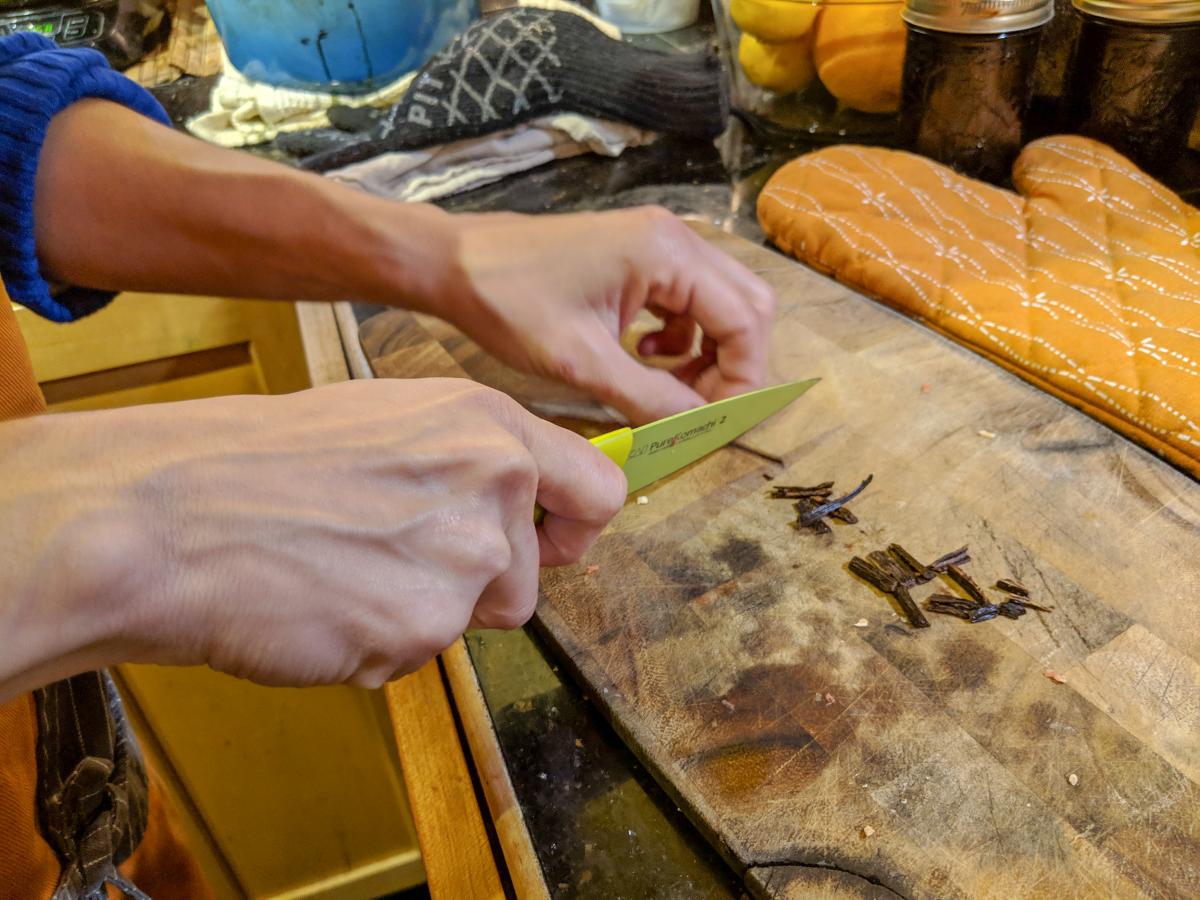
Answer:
(442, 639, 551, 900)
(385, 660, 506, 899)
(325, 303, 521, 897)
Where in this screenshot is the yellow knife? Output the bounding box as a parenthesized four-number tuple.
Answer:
(537, 378, 819, 521)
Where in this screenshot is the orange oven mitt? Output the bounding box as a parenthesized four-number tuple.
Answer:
(758, 135, 1200, 477)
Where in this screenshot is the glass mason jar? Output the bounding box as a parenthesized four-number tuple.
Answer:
(1063, 0, 1200, 178)
(900, 0, 1053, 185)
(1030, 0, 1084, 122)
(712, 0, 908, 145)
(206, 0, 480, 94)
(595, 0, 703, 33)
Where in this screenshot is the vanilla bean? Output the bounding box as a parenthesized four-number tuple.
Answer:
(995, 578, 1030, 597)
(887, 544, 937, 584)
(770, 482, 834, 500)
(928, 546, 971, 571)
(998, 601, 1027, 619)
(926, 597, 977, 620)
(946, 565, 990, 606)
(849, 556, 896, 593)
(1015, 598, 1054, 612)
(794, 499, 833, 534)
(927, 592, 977, 611)
(895, 584, 931, 628)
(850, 555, 928, 628)
(868, 550, 913, 587)
(798, 475, 873, 527)
(796, 517, 833, 535)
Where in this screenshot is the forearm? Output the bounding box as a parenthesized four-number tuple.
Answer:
(33, 99, 460, 310)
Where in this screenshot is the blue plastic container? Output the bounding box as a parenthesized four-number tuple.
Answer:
(207, 0, 479, 94)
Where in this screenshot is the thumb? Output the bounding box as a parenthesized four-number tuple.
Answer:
(567, 330, 707, 424)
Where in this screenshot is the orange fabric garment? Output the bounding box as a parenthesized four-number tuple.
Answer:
(0, 694, 62, 898)
(1, 286, 60, 900)
(1, 288, 45, 419)
(758, 136, 1200, 477)
(119, 772, 212, 900)
(1, 280, 211, 899)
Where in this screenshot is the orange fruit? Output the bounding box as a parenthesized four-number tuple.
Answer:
(739, 31, 816, 94)
(731, 0, 819, 42)
(812, 4, 906, 114)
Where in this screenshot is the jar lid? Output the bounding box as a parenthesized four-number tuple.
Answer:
(903, 0, 1054, 32)
(1071, 0, 1200, 23)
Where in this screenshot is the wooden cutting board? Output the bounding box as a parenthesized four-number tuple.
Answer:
(362, 224, 1200, 899)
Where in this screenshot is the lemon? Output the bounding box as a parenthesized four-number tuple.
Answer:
(739, 31, 815, 94)
(812, 4, 906, 114)
(731, 0, 819, 42)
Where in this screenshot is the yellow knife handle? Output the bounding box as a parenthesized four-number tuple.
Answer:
(588, 427, 634, 469)
(534, 427, 633, 524)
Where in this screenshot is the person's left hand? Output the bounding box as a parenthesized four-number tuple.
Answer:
(434, 207, 777, 424)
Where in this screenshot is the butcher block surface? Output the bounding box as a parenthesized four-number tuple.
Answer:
(362, 224, 1200, 899)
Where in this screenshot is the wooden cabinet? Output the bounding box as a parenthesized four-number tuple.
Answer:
(15, 292, 310, 410)
(16, 294, 425, 899)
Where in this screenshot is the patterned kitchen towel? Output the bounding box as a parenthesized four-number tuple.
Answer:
(758, 135, 1200, 477)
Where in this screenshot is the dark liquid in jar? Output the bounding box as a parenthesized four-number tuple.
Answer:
(1065, 14, 1200, 178)
(901, 25, 1043, 185)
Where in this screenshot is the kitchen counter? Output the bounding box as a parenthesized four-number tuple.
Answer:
(345, 118, 1200, 897)
(149, 31, 1200, 897)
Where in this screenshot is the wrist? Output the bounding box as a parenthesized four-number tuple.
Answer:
(0, 417, 166, 698)
(347, 194, 470, 316)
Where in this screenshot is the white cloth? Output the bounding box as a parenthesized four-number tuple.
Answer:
(325, 114, 654, 201)
(187, 54, 414, 148)
(186, 0, 620, 149)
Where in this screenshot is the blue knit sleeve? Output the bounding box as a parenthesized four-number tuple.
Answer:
(0, 33, 170, 322)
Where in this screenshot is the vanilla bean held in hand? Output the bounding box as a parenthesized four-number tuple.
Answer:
(302, 8, 727, 171)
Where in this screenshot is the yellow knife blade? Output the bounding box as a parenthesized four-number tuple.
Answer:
(536, 379, 818, 521)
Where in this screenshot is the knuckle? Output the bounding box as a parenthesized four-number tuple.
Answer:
(475, 386, 535, 438)
(462, 523, 514, 582)
(543, 352, 581, 389)
(753, 281, 778, 318)
(638, 206, 686, 250)
(456, 378, 507, 411)
(346, 669, 388, 690)
(476, 593, 538, 631)
(640, 205, 676, 228)
(388, 611, 462, 673)
(490, 439, 539, 502)
(410, 619, 460, 664)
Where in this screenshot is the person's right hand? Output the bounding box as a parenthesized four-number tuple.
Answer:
(0, 379, 625, 698)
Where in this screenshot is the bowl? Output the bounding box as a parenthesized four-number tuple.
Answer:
(206, 0, 479, 94)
